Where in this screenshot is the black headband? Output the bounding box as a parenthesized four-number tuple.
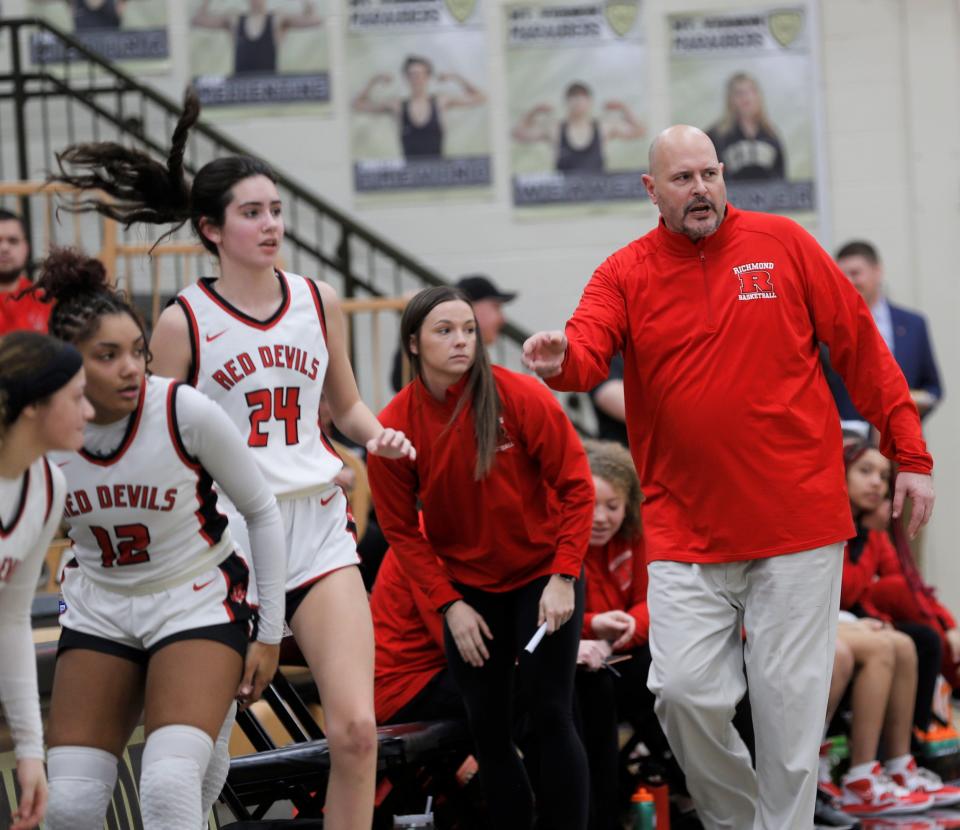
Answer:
(1, 342, 83, 425)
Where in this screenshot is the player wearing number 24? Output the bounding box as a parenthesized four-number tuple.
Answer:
(48, 89, 416, 826)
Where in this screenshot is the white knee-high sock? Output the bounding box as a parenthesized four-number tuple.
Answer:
(46, 745, 119, 830)
(198, 701, 237, 829)
(139, 724, 213, 830)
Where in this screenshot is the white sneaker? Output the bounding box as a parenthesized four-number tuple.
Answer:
(886, 755, 960, 808)
(840, 763, 933, 817)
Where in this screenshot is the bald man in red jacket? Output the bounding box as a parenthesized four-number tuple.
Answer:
(523, 125, 934, 830)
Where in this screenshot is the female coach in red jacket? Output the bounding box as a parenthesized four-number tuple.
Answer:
(368, 285, 594, 830)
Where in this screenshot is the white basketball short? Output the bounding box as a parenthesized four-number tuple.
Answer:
(57, 551, 253, 663)
(224, 484, 360, 624)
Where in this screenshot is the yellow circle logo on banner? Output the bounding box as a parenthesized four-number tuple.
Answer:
(445, 0, 477, 24)
(604, 0, 640, 37)
(768, 9, 804, 48)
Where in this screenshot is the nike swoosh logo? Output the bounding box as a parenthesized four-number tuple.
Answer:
(205, 330, 228, 342)
(320, 492, 337, 506)
(193, 578, 216, 591)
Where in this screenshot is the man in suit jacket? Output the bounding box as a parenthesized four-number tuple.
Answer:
(824, 240, 943, 423)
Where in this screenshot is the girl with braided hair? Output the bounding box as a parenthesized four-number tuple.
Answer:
(33, 248, 288, 830)
(0, 331, 90, 829)
(51, 89, 416, 828)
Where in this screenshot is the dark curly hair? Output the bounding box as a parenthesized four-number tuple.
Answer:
(33, 247, 150, 355)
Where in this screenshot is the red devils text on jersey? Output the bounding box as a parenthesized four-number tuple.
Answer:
(176, 271, 343, 497)
(50, 376, 233, 592)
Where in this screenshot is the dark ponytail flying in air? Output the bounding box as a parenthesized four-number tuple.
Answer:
(50, 88, 278, 257)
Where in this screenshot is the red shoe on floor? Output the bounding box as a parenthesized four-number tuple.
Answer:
(841, 763, 933, 817)
(817, 741, 843, 801)
(819, 741, 843, 801)
(886, 755, 960, 808)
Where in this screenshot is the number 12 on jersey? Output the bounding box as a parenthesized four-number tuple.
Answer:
(245, 387, 302, 447)
(91, 523, 152, 568)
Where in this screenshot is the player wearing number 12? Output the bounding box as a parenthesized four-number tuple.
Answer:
(32, 249, 287, 830)
(49, 89, 418, 828)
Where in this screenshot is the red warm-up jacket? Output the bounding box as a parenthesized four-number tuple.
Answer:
(582, 534, 649, 652)
(841, 528, 956, 630)
(548, 205, 932, 564)
(368, 366, 594, 611)
(0, 277, 51, 336)
(371, 549, 446, 723)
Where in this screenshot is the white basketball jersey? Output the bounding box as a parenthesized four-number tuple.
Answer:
(177, 271, 342, 497)
(50, 376, 232, 592)
(0, 456, 62, 593)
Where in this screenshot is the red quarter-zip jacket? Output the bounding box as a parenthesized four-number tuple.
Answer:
(548, 205, 932, 564)
(842, 529, 955, 629)
(371, 549, 447, 723)
(582, 534, 649, 651)
(0, 276, 51, 336)
(368, 366, 594, 611)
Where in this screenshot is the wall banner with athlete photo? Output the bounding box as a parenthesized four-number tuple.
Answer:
(187, 0, 330, 116)
(504, 0, 650, 211)
(28, 0, 170, 72)
(346, 0, 492, 198)
(668, 6, 819, 215)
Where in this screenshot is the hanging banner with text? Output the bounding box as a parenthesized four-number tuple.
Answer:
(668, 6, 818, 215)
(29, 0, 170, 72)
(346, 0, 493, 200)
(504, 0, 650, 213)
(188, 0, 330, 118)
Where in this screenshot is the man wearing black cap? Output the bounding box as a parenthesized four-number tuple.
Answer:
(390, 274, 517, 392)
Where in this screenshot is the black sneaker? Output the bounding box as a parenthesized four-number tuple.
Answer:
(815, 787, 861, 828)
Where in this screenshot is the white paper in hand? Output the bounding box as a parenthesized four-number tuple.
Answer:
(524, 622, 548, 654)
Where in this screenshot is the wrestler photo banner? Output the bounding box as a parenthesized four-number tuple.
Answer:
(188, 0, 330, 117)
(668, 6, 818, 215)
(346, 0, 493, 199)
(504, 0, 651, 213)
(28, 0, 170, 72)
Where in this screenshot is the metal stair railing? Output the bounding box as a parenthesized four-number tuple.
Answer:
(0, 16, 593, 431)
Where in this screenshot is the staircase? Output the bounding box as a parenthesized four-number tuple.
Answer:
(0, 16, 593, 429)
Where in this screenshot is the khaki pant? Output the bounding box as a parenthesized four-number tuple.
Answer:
(647, 544, 843, 830)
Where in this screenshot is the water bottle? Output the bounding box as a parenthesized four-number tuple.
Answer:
(393, 796, 435, 829)
(643, 770, 671, 829)
(630, 786, 657, 830)
(392, 817, 434, 829)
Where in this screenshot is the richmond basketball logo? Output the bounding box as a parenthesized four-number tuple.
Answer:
(496, 416, 515, 453)
(733, 262, 778, 301)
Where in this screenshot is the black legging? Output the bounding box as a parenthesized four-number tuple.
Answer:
(445, 574, 589, 830)
(388, 668, 466, 724)
(576, 646, 657, 830)
(894, 621, 943, 731)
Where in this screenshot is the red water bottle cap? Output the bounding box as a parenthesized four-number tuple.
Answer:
(631, 786, 654, 803)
